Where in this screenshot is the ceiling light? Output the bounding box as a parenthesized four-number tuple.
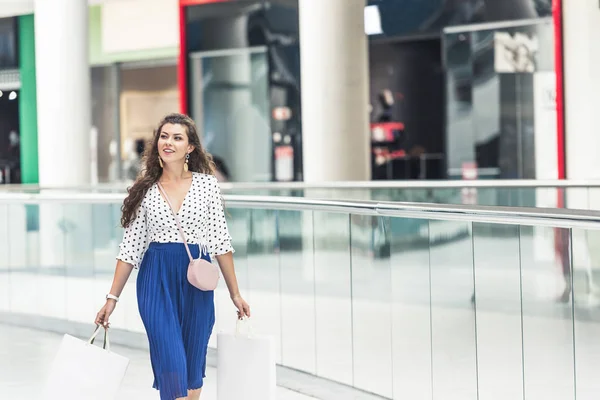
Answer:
(364, 5, 383, 36)
(8, 91, 17, 100)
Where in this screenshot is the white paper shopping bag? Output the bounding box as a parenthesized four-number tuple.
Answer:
(217, 318, 276, 400)
(40, 326, 130, 400)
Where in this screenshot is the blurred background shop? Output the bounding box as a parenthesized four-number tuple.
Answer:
(0, 0, 565, 184)
(177, 0, 557, 182)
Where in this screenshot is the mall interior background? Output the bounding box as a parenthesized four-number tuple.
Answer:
(3, 2, 600, 399)
(0, 0, 588, 186)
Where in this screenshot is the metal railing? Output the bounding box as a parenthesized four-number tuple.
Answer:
(2, 191, 600, 229)
(3, 179, 600, 191)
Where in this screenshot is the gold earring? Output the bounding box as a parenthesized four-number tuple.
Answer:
(184, 153, 190, 172)
(159, 157, 164, 168)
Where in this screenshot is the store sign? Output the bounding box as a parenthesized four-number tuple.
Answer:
(494, 32, 539, 73)
(272, 107, 292, 121)
(274, 146, 294, 182)
(461, 162, 478, 205)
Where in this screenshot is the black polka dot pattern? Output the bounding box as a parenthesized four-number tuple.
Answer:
(116, 173, 234, 268)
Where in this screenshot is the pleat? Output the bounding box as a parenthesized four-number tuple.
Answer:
(136, 242, 215, 400)
(182, 251, 215, 390)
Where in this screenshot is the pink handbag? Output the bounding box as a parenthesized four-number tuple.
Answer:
(157, 182, 220, 291)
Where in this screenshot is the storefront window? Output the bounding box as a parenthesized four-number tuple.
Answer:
(119, 64, 179, 181)
(0, 89, 20, 183)
(91, 66, 119, 183)
(189, 47, 270, 182)
(443, 18, 556, 180)
(0, 17, 18, 69)
(91, 63, 179, 183)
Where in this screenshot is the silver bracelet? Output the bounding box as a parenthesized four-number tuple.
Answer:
(106, 294, 119, 302)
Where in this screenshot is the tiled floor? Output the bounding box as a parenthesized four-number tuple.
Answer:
(0, 324, 316, 400)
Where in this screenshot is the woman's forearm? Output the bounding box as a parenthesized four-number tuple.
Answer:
(215, 252, 241, 298)
(108, 260, 135, 298)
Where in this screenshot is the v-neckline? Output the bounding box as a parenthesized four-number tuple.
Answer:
(157, 173, 194, 215)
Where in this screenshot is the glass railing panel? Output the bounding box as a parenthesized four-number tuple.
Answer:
(23, 204, 42, 316)
(246, 208, 282, 363)
(349, 214, 393, 397)
(62, 203, 95, 326)
(211, 207, 250, 348)
(388, 216, 432, 399)
(5, 193, 600, 399)
(566, 187, 591, 210)
(429, 220, 477, 399)
(279, 209, 317, 374)
(313, 211, 353, 385)
(0, 203, 9, 313)
(519, 226, 575, 400)
(588, 188, 600, 211)
(572, 227, 600, 400)
(24, 204, 67, 320)
(112, 203, 144, 334)
(472, 223, 524, 399)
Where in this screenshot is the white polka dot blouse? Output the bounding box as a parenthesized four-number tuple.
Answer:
(116, 172, 234, 269)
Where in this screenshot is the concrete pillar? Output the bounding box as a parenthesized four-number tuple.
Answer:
(34, 0, 92, 269)
(299, 0, 371, 182)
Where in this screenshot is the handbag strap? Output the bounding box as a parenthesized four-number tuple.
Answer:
(157, 182, 193, 262)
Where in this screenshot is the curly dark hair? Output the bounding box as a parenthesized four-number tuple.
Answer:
(120, 113, 216, 228)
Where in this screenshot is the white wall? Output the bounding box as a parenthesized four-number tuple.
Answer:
(101, 0, 179, 54)
(563, 0, 600, 180)
(0, 0, 120, 18)
(0, 0, 34, 17)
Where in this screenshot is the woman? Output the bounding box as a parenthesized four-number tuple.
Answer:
(95, 113, 250, 400)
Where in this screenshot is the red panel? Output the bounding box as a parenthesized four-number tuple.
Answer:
(553, 0, 565, 180)
(178, 5, 188, 114)
(552, 0, 566, 265)
(179, 0, 228, 5)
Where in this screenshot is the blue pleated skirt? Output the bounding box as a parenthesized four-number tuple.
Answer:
(137, 242, 215, 400)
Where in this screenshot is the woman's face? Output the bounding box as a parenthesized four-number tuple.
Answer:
(157, 123, 194, 163)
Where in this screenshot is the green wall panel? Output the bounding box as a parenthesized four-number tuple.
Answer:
(18, 14, 38, 184)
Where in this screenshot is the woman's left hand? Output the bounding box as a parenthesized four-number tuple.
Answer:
(232, 295, 251, 319)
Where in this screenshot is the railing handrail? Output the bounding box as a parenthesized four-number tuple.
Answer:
(4, 179, 600, 192)
(222, 179, 600, 190)
(1, 192, 600, 230)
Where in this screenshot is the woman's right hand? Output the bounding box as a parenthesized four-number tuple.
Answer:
(95, 300, 117, 328)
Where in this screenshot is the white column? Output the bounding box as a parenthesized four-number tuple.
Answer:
(34, 0, 92, 269)
(563, 0, 600, 182)
(35, 0, 91, 187)
(299, 0, 370, 182)
(562, 1, 600, 309)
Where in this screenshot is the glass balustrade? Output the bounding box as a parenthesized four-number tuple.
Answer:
(1, 196, 599, 400)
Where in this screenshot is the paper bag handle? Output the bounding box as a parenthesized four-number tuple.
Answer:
(89, 325, 111, 351)
(235, 317, 254, 338)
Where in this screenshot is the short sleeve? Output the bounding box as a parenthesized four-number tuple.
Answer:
(116, 200, 148, 269)
(207, 175, 234, 256)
